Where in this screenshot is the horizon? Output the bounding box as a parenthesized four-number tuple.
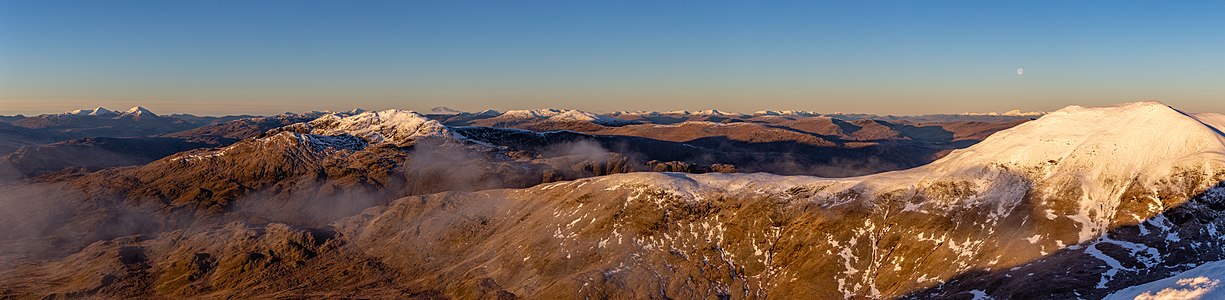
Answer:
(2, 1, 1223, 115)
(5, 100, 1204, 118)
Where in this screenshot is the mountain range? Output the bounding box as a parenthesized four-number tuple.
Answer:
(1, 102, 1221, 299)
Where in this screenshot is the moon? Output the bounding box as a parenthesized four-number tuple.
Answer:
(1017, 67, 1024, 76)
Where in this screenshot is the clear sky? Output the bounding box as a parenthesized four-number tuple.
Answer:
(1, 0, 1222, 116)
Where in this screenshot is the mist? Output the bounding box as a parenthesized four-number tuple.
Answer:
(0, 182, 165, 270)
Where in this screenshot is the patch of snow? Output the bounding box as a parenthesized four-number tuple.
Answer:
(1107, 260, 1225, 300)
(967, 290, 993, 300)
(1025, 235, 1042, 244)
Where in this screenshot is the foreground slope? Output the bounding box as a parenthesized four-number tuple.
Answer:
(2, 102, 1222, 299)
(1106, 259, 1225, 300)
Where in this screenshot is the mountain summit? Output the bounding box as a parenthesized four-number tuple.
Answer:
(282, 109, 459, 146)
(926, 101, 1225, 180)
(66, 107, 117, 116)
(120, 106, 156, 117)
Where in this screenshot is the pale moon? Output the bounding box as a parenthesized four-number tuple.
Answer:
(1017, 67, 1024, 76)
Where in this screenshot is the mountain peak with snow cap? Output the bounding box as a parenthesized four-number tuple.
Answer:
(498, 108, 634, 125)
(66, 107, 118, 116)
(120, 106, 157, 118)
(922, 101, 1225, 181)
(299, 109, 459, 145)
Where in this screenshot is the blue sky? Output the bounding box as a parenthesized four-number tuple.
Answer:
(1, 0, 1222, 115)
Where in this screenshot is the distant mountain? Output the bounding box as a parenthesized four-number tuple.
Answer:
(162, 113, 323, 142)
(467, 109, 639, 128)
(64, 107, 117, 117)
(0, 137, 218, 181)
(163, 114, 258, 127)
(425, 108, 1029, 177)
(2, 105, 1025, 182)
(0, 107, 197, 155)
(0, 112, 331, 180)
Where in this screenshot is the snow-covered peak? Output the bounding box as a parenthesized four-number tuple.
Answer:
(501, 108, 566, 119)
(611, 110, 660, 116)
(695, 109, 748, 117)
(552, 110, 603, 122)
(499, 109, 633, 125)
(754, 110, 819, 117)
(925, 101, 1225, 181)
(66, 107, 117, 116)
(303, 109, 457, 145)
(473, 109, 501, 117)
(121, 106, 156, 117)
(549, 110, 633, 125)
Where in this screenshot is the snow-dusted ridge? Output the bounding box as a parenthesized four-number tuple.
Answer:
(959, 109, 1046, 117)
(58, 106, 155, 118)
(497, 108, 635, 125)
(296, 109, 463, 145)
(168, 109, 466, 162)
(66, 107, 117, 116)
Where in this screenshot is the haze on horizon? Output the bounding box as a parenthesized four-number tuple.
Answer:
(1, 0, 1222, 116)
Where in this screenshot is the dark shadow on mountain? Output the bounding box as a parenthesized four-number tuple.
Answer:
(888, 123, 957, 142)
(454, 126, 959, 177)
(902, 180, 1225, 299)
(1, 137, 220, 179)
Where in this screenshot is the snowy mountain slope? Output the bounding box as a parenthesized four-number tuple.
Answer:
(278, 109, 462, 146)
(119, 106, 156, 118)
(921, 101, 1225, 181)
(1193, 112, 1225, 133)
(1106, 259, 1225, 300)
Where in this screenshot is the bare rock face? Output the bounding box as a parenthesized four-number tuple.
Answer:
(646, 160, 737, 173)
